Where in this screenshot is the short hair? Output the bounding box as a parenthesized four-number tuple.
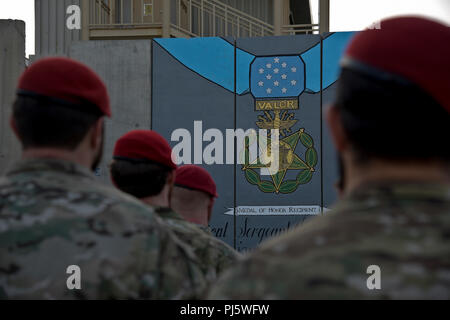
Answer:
(110, 159, 172, 199)
(13, 95, 102, 150)
(335, 68, 450, 163)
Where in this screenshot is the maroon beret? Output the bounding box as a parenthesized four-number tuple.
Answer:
(342, 16, 450, 113)
(175, 165, 218, 198)
(18, 57, 111, 116)
(113, 130, 177, 169)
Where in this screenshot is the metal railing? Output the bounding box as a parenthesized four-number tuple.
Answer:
(88, 0, 320, 37)
(89, 0, 275, 37)
(173, 0, 274, 37)
(89, 0, 161, 28)
(282, 24, 320, 35)
(90, 0, 112, 26)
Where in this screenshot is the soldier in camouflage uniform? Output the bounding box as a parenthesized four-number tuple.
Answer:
(110, 130, 240, 282)
(208, 17, 450, 299)
(154, 207, 240, 281)
(0, 57, 206, 299)
(171, 165, 240, 273)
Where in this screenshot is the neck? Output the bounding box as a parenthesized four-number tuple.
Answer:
(22, 148, 92, 169)
(345, 158, 450, 195)
(178, 210, 208, 226)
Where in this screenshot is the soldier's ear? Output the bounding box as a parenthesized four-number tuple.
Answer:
(326, 105, 349, 152)
(90, 118, 104, 149)
(167, 170, 176, 187)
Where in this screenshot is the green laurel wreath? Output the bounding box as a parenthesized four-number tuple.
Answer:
(243, 130, 317, 194)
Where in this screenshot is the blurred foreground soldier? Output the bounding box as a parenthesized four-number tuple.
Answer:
(0, 57, 206, 299)
(209, 17, 450, 299)
(171, 165, 218, 231)
(110, 131, 240, 281)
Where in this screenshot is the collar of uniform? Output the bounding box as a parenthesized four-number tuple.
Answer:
(5, 158, 96, 180)
(154, 206, 185, 221)
(345, 180, 450, 204)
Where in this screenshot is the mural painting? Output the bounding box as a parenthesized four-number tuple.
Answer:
(152, 32, 355, 251)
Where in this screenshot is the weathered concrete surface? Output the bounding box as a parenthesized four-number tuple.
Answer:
(69, 40, 152, 183)
(34, 0, 81, 60)
(0, 20, 26, 174)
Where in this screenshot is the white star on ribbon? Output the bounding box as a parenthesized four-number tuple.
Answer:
(274, 57, 280, 63)
(259, 68, 264, 74)
(281, 88, 287, 94)
(266, 88, 272, 94)
(282, 62, 287, 68)
(258, 81, 264, 87)
(273, 68, 279, 74)
(281, 74, 287, 80)
(266, 74, 272, 80)
(291, 80, 297, 86)
(291, 67, 297, 73)
(274, 81, 279, 87)
(266, 63, 272, 69)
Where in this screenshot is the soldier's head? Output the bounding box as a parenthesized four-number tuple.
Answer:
(110, 130, 177, 207)
(170, 165, 218, 226)
(327, 17, 450, 193)
(11, 57, 110, 171)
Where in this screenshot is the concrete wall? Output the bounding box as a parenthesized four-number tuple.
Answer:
(34, 0, 81, 59)
(0, 20, 26, 174)
(69, 40, 152, 184)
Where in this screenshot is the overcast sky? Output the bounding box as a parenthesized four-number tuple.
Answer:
(0, 0, 449, 57)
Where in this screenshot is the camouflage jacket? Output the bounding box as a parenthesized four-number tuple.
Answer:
(197, 224, 213, 235)
(154, 207, 240, 282)
(0, 159, 207, 300)
(208, 182, 450, 299)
